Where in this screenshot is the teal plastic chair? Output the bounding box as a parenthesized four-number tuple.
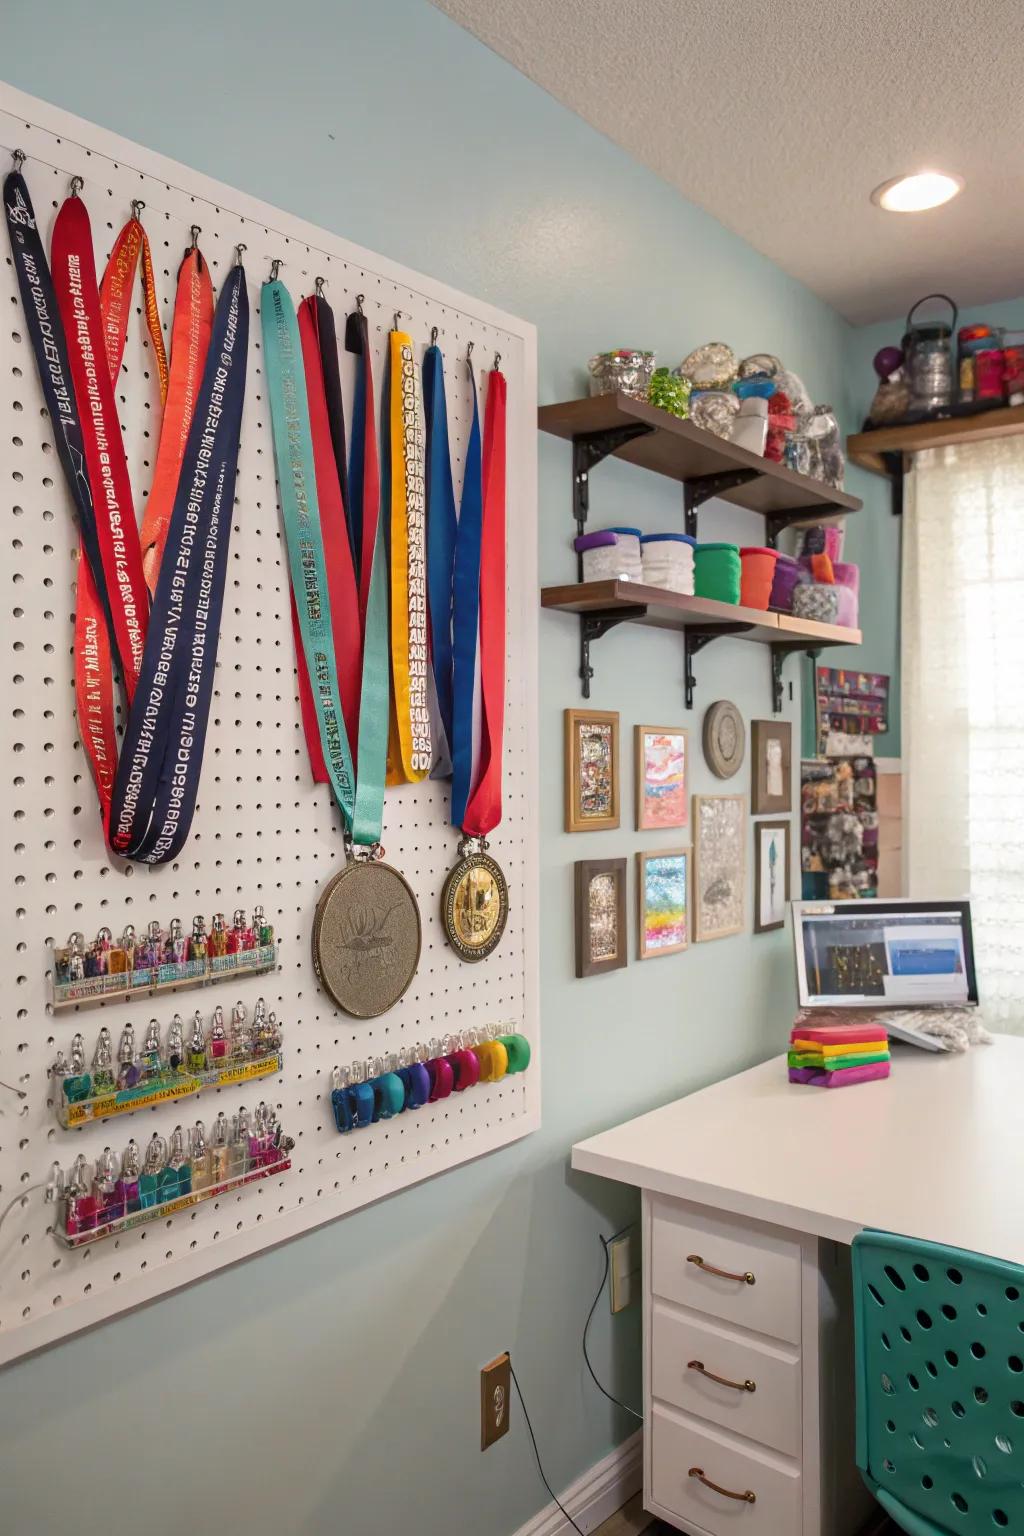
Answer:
(853, 1231, 1024, 1534)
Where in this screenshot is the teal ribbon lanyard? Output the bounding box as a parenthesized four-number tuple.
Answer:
(262, 275, 388, 848)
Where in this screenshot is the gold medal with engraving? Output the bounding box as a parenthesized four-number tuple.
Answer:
(312, 853, 421, 1018)
(441, 837, 509, 963)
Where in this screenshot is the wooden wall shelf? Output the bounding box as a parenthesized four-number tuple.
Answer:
(539, 393, 861, 541)
(542, 580, 861, 710)
(848, 403, 1024, 476)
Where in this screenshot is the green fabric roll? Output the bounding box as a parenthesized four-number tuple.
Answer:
(787, 1049, 891, 1070)
(694, 543, 741, 604)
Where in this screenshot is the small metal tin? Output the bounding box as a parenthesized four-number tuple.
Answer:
(441, 840, 509, 964)
(312, 860, 421, 1017)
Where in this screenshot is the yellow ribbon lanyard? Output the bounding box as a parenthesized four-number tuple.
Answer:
(387, 327, 432, 785)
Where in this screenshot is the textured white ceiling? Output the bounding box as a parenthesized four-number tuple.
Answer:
(433, 0, 1024, 325)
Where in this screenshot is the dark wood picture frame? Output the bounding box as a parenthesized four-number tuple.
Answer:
(754, 819, 791, 933)
(564, 709, 620, 832)
(751, 719, 792, 814)
(574, 857, 628, 977)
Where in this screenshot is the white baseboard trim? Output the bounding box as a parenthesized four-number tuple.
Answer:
(510, 1428, 644, 1536)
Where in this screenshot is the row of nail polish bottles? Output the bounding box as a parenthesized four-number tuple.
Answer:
(55, 907, 275, 984)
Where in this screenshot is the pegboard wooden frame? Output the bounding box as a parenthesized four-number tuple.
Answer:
(0, 82, 539, 1366)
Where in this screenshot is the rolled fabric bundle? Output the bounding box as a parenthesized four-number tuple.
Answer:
(641, 532, 695, 594)
(769, 551, 802, 611)
(792, 582, 841, 623)
(694, 541, 741, 604)
(798, 525, 844, 562)
(833, 584, 859, 628)
(832, 560, 860, 593)
(573, 526, 643, 582)
(739, 545, 779, 609)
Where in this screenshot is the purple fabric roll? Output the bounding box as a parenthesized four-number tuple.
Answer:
(769, 553, 802, 611)
(832, 560, 860, 593)
(789, 1060, 890, 1088)
(573, 530, 618, 552)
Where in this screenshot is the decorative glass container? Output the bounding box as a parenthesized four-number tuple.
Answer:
(587, 350, 656, 399)
(902, 293, 958, 415)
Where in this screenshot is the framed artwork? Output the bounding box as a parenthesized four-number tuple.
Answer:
(564, 709, 619, 832)
(751, 719, 792, 814)
(754, 819, 791, 933)
(574, 857, 627, 977)
(637, 848, 690, 959)
(692, 794, 746, 942)
(634, 725, 688, 831)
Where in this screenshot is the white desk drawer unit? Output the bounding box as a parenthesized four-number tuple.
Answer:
(651, 1405, 802, 1534)
(650, 1302, 801, 1458)
(650, 1196, 802, 1345)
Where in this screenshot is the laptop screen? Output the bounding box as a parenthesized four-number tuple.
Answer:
(792, 899, 979, 1009)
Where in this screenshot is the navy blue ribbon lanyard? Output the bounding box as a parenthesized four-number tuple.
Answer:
(449, 355, 483, 828)
(422, 336, 458, 750)
(108, 260, 249, 862)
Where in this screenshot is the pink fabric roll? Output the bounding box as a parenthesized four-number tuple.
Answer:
(789, 1060, 891, 1088)
(832, 561, 860, 592)
(834, 584, 859, 628)
(791, 1023, 889, 1045)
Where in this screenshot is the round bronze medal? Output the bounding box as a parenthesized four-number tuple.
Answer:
(312, 860, 421, 1018)
(441, 844, 509, 963)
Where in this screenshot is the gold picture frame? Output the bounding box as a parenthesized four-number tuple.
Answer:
(564, 709, 620, 833)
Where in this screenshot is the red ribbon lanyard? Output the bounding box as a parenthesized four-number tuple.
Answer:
(462, 368, 507, 837)
(139, 246, 214, 590)
(51, 195, 149, 695)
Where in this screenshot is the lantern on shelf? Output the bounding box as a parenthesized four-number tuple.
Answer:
(902, 293, 958, 417)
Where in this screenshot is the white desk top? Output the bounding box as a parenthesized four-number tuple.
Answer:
(572, 1037, 1024, 1262)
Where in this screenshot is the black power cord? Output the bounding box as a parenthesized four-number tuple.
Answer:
(582, 1225, 644, 1423)
(509, 1360, 587, 1536)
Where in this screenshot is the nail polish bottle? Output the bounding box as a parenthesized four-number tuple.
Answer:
(189, 915, 208, 963)
(140, 1019, 162, 1082)
(241, 911, 258, 951)
(231, 1108, 251, 1176)
(187, 1011, 207, 1073)
(226, 910, 245, 956)
(93, 1146, 122, 1226)
(66, 933, 86, 983)
(92, 1027, 115, 1094)
(166, 917, 187, 966)
(63, 1033, 92, 1103)
(209, 913, 228, 958)
(83, 938, 101, 979)
(63, 1154, 91, 1237)
(210, 1112, 231, 1184)
(248, 1104, 265, 1165)
(107, 925, 130, 976)
(267, 1010, 282, 1052)
(230, 1002, 250, 1060)
(94, 926, 113, 976)
(122, 924, 138, 974)
(116, 1024, 139, 1089)
(139, 1134, 167, 1209)
(167, 1014, 185, 1074)
(54, 938, 72, 985)
(190, 1121, 212, 1191)
(254, 904, 274, 948)
(160, 1126, 187, 1201)
(115, 1140, 142, 1215)
(251, 997, 268, 1055)
(140, 919, 163, 969)
(209, 1006, 227, 1061)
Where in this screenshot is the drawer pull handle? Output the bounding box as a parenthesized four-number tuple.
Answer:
(687, 1359, 756, 1393)
(686, 1252, 756, 1285)
(688, 1467, 757, 1504)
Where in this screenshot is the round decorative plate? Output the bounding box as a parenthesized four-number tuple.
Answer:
(312, 861, 421, 1017)
(441, 848, 509, 963)
(702, 701, 746, 779)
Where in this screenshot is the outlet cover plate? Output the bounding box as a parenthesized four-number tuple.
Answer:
(610, 1234, 636, 1314)
(481, 1352, 511, 1449)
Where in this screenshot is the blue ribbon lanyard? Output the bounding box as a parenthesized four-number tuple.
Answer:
(108, 262, 249, 862)
(422, 340, 458, 749)
(449, 358, 483, 829)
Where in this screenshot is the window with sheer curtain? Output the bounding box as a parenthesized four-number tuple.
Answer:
(903, 436, 1024, 1032)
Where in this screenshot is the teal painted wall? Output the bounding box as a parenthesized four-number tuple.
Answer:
(1, 4, 867, 1532)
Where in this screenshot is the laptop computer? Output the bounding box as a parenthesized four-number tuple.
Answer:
(791, 898, 979, 1051)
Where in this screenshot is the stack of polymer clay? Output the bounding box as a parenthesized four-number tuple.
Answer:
(788, 1022, 890, 1088)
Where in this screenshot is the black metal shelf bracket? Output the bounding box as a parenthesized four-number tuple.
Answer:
(683, 469, 761, 539)
(683, 624, 754, 710)
(572, 424, 654, 529)
(764, 503, 848, 548)
(770, 642, 823, 714)
(579, 606, 648, 698)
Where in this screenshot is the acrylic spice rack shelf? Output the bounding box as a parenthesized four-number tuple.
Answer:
(54, 1049, 284, 1129)
(49, 943, 278, 1012)
(538, 392, 864, 706)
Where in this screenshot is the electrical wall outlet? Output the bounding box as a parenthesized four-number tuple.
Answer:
(480, 1352, 511, 1449)
(610, 1233, 638, 1314)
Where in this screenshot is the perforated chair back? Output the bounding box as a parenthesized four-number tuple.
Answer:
(853, 1230, 1024, 1535)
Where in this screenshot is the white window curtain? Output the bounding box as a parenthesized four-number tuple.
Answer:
(903, 436, 1024, 1032)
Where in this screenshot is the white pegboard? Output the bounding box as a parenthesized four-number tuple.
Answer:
(0, 82, 539, 1365)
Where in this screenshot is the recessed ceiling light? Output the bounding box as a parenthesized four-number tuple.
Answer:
(871, 171, 964, 213)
